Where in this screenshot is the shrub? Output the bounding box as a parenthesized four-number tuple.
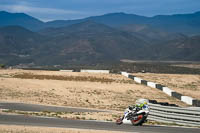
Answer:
(0, 64, 5, 68)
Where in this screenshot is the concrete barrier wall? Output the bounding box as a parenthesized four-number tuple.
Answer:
(56, 70, 200, 107)
(134, 77, 142, 83)
(141, 80, 147, 85)
(181, 96, 194, 105)
(121, 72, 200, 107)
(172, 92, 182, 100)
(163, 87, 174, 96)
(59, 70, 74, 72)
(81, 70, 110, 74)
(193, 100, 200, 106)
(147, 82, 157, 88)
(128, 75, 135, 80)
(155, 84, 163, 91)
(121, 72, 129, 77)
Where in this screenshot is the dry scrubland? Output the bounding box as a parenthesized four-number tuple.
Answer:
(133, 73, 200, 100)
(0, 69, 185, 111)
(0, 125, 124, 133)
(0, 69, 190, 129)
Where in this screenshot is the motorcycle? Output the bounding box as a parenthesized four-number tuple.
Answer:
(116, 99, 150, 126)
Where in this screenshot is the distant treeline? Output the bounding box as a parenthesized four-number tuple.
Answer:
(22, 62, 200, 74)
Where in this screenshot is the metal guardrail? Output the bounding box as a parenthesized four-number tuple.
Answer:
(148, 103, 200, 126)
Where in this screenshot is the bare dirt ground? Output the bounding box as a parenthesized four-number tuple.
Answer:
(0, 69, 185, 110)
(0, 69, 191, 131)
(0, 125, 124, 133)
(132, 73, 200, 100)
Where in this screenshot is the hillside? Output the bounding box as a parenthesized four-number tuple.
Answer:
(36, 21, 148, 65)
(0, 11, 200, 66)
(119, 23, 187, 44)
(46, 12, 200, 35)
(0, 11, 45, 31)
(1, 11, 200, 35)
(137, 35, 200, 61)
(0, 26, 45, 65)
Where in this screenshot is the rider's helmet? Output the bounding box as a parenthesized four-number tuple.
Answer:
(143, 101, 148, 105)
(135, 98, 149, 108)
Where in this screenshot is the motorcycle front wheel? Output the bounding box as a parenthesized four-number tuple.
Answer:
(116, 118, 123, 125)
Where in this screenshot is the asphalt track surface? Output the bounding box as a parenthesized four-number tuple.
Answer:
(0, 102, 108, 112)
(0, 102, 200, 132)
(0, 114, 200, 133)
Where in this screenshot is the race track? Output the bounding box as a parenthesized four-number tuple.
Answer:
(0, 102, 108, 112)
(0, 102, 200, 133)
(0, 114, 200, 133)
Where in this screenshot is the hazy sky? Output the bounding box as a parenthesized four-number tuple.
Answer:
(0, 0, 200, 21)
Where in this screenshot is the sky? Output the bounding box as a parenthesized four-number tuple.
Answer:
(0, 0, 200, 22)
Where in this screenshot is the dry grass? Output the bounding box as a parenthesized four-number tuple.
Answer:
(0, 69, 131, 81)
(132, 73, 200, 100)
(11, 73, 134, 84)
(0, 69, 186, 111)
(0, 125, 124, 133)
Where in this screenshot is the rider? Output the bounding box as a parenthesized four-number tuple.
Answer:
(129, 100, 148, 112)
(117, 99, 149, 124)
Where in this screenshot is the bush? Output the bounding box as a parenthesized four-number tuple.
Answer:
(0, 64, 5, 68)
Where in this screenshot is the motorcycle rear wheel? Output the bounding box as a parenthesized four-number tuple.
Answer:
(131, 115, 146, 126)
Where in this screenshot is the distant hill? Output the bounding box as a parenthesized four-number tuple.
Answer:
(157, 35, 200, 61)
(0, 26, 44, 65)
(148, 11, 200, 35)
(36, 21, 148, 65)
(0, 21, 148, 65)
(119, 23, 187, 44)
(45, 12, 147, 28)
(1, 11, 200, 35)
(0, 11, 200, 66)
(0, 11, 45, 31)
(137, 35, 200, 61)
(46, 12, 200, 35)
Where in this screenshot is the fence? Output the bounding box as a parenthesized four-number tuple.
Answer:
(148, 103, 200, 126)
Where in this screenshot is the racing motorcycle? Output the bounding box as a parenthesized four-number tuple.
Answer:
(116, 99, 150, 126)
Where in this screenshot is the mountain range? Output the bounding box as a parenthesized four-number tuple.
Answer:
(0, 11, 200, 66)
